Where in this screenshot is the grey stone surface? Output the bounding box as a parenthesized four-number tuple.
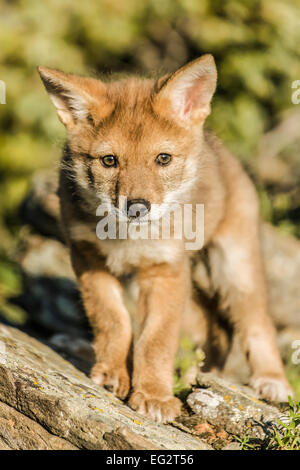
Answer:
(0, 401, 78, 450)
(0, 324, 210, 450)
(185, 373, 287, 440)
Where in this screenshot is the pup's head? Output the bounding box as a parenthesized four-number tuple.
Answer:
(38, 55, 217, 221)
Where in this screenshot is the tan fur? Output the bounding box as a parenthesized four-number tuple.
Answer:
(38, 55, 293, 423)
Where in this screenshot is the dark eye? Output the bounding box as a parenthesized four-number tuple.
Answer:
(156, 153, 172, 166)
(101, 155, 118, 168)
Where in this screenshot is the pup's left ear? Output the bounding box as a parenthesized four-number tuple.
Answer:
(154, 54, 217, 124)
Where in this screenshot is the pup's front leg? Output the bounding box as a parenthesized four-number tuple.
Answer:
(129, 262, 185, 423)
(71, 242, 132, 399)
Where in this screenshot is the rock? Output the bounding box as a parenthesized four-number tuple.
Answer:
(0, 401, 78, 450)
(184, 373, 287, 441)
(0, 324, 211, 450)
(222, 442, 241, 450)
(0, 323, 291, 450)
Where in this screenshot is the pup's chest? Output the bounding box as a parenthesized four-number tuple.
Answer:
(100, 238, 183, 275)
(69, 222, 182, 275)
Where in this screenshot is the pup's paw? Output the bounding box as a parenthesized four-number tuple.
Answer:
(129, 391, 182, 423)
(91, 362, 130, 400)
(250, 375, 294, 402)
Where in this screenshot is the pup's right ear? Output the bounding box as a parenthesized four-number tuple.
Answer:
(37, 67, 109, 129)
(153, 55, 217, 126)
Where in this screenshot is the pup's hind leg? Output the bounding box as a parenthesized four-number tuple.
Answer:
(208, 231, 293, 402)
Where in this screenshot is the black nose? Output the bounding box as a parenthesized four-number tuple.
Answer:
(126, 198, 151, 218)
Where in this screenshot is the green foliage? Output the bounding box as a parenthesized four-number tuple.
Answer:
(234, 433, 258, 450)
(234, 397, 300, 450)
(0, 256, 26, 325)
(269, 397, 300, 450)
(174, 336, 205, 398)
(258, 189, 299, 237)
(286, 355, 300, 402)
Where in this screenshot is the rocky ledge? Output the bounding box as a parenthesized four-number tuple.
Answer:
(0, 324, 291, 450)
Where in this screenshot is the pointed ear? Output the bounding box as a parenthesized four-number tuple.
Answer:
(37, 66, 108, 129)
(154, 55, 217, 124)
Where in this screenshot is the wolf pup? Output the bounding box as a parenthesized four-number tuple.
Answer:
(38, 55, 293, 423)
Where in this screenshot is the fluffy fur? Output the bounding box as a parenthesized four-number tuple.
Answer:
(38, 55, 293, 423)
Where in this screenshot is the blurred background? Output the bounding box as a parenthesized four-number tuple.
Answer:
(0, 0, 299, 397)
